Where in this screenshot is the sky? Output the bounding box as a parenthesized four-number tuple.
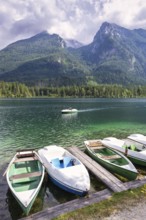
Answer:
(1, 0, 146, 49)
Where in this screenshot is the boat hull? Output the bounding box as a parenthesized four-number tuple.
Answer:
(127, 155, 146, 166)
(86, 146, 137, 181)
(11, 189, 40, 215)
(61, 109, 78, 114)
(48, 174, 88, 196)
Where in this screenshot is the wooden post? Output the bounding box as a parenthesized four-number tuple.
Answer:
(125, 146, 128, 156)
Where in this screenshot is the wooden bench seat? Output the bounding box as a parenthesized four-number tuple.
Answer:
(90, 146, 105, 150)
(10, 171, 42, 180)
(14, 157, 38, 163)
(100, 155, 121, 160)
(17, 152, 35, 158)
(89, 141, 103, 147)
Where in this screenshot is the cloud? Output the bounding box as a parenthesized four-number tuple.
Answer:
(0, 0, 146, 49)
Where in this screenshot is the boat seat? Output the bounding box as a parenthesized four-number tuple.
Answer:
(89, 141, 103, 147)
(14, 157, 38, 163)
(63, 157, 74, 167)
(101, 155, 121, 160)
(10, 171, 42, 181)
(51, 157, 74, 168)
(10, 171, 42, 184)
(122, 145, 137, 151)
(51, 158, 64, 168)
(130, 144, 136, 151)
(17, 152, 35, 158)
(91, 146, 105, 150)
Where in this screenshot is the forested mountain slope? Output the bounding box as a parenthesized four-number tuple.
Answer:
(1, 22, 146, 86)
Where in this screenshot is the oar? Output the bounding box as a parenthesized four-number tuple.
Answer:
(3, 155, 16, 177)
(3, 162, 11, 177)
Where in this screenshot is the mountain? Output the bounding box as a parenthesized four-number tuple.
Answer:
(64, 39, 84, 48)
(1, 22, 146, 86)
(0, 31, 90, 86)
(76, 22, 146, 85)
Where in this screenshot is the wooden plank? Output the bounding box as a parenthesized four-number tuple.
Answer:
(14, 157, 37, 163)
(10, 171, 42, 180)
(88, 140, 103, 146)
(90, 146, 105, 149)
(21, 189, 112, 220)
(69, 146, 126, 192)
(100, 155, 121, 160)
(21, 167, 146, 220)
(17, 153, 35, 158)
(124, 178, 146, 190)
(17, 149, 35, 152)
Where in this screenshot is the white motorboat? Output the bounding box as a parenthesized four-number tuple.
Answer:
(61, 108, 78, 114)
(38, 145, 90, 196)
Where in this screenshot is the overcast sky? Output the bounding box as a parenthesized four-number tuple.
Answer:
(1, 0, 146, 49)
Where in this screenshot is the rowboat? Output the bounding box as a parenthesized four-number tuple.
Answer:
(38, 145, 90, 196)
(102, 137, 146, 166)
(84, 140, 138, 180)
(61, 108, 78, 114)
(6, 150, 45, 215)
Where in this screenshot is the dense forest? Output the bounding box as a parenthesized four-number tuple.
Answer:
(0, 81, 146, 98)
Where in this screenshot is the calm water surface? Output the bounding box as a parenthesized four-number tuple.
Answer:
(1, 98, 146, 219)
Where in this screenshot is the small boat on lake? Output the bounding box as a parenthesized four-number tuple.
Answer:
(6, 150, 45, 215)
(102, 137, 146, 166)
(61, 108, 78, 114)
(84, 140, 138, 180)
(38, 145, 90, 196)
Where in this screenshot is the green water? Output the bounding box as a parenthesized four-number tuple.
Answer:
(1, 98, 146, 219)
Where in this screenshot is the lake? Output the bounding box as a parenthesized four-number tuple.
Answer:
(1, 98, 146, 219)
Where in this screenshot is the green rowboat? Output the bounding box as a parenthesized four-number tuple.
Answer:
(6, 150, 45, 216)
(84, 140, 138, 180)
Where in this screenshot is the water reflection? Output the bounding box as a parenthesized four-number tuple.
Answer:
(61, 112, 78, 121)
(6, 189, 24, 219)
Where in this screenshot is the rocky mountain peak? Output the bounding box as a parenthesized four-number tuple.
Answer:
(93, 22, 121, 42)
(64, 39, 84, 48)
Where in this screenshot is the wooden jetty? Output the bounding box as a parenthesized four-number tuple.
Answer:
(20, 146, 146, 220)
(22, 178, 146, 220)
(69, 146, 127, 192)
(22, 189, 112, 220)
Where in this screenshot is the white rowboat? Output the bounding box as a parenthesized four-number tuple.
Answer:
(6, 150, 45, 215)
(102, 137, 146, 166)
